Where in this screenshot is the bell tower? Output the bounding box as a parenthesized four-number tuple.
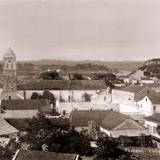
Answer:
(2, 48, 17, 100)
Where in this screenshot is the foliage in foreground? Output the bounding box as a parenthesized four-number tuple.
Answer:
(22, 112, 93, 156)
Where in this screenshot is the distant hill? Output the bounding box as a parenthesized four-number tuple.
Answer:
(130, 58, 160, 79)
(19, 60, 144, 71)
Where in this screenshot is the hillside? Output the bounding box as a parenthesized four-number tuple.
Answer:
(131, 58, 160, 79)
(19, 60, 143, 71)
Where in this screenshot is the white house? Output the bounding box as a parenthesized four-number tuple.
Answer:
(144, 113, 160, 148)
(112, 85, 160, 116)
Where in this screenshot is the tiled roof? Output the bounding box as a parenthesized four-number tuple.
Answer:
(144, 113, 160, 123)
(134, 87, 160, 104)
(17, 80, 106, 90)
(71, 110, 111, 127)
(1, 99, 49, 110)
(119, 85, 160, 104)
(121, 85, 145, 93)
(15, 150, 77, 160)
(17, 80, 69, 90)
(0, 116, 19, 136)
(71, 110, 130, 130)
(71, 110, 148, 135)
(101, 111, 129, 130)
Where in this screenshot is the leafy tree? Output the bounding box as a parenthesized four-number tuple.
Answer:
(30, 92, 40, 99)
(40, 71, 62, 80)
(82, 92, 91, 102)
(95, 137, 135, 160)
(23, 112, 93, 156)
(0, 146, 13, 160)
(72, 73, 85, 80)
(42, 90, 56, 104)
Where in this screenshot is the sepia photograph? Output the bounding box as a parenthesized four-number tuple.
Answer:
(0, 0, 160, 159)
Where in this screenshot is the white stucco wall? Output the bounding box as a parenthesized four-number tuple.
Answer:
(145, 120, 160, 139)
(112, 90, 134, 105)
(17, 90, 100, 102)
(136, 96, 153, 116)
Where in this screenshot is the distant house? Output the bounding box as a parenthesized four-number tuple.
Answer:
(12, 150, 81, 160)
(71, 110, 149, 138)
(112, 85, 160, 116)
(140, 78, 154, 84)
(144, 113, 160, 148)
(144, 113, 160, 139)
(1, 99, 51, 119)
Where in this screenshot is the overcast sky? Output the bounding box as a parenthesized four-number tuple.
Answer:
(0, 0, 160, 61)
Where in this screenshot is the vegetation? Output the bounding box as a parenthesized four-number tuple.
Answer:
(40, 71, 63, 80)
(22, 112, 94, 156)
(95, 137, 138, 160)
(82, 92, 91, 102)
(71, 73, 85, 80)
(118, 135, 154, 148)
(0, 146, 13, 160)
(31, 90, 56, 104)
(72, 63, 109, 72)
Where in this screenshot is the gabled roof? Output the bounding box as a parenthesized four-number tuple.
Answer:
(14, 150, 78, 160)
(71, 110, 111, 127)
(101, 111, 129, 130)
(17, 80, 106, 90)
(113, 119, 145, 130)
(0, 116, 19, 136)
(134, 87, 160, 104)
(120, 85, 145, 93)
(71, 110, 129, 130)
(144, 113, 160, 123)
(71, 110, 148, 137)
(119, 85, 160, 104)
(1, 99, 49, 110)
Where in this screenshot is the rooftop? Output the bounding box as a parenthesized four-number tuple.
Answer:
(0, 116, 19, 136)
(120, 85, 145, 93)
(101, 111, 129, 130)
(1, 99, 49, 110)
(144, 113, 160, 123)
(71, 110, 148, 137)
(134, 87, 160, 104)
(17, 80, 106, 90)
(71, 110, 111, 127)
(14, 150, 78, 160)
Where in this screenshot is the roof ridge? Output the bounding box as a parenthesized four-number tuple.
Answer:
(136, 86, 148, 94)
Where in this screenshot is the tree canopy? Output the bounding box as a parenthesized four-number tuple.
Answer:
(23, 112, 94, 156)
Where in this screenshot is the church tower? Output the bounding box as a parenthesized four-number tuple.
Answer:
(2, 48, 17, 100)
